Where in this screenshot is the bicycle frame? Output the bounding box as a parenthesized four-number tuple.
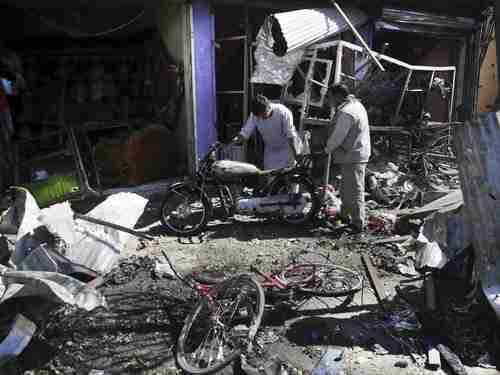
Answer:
(192, 264, 319, 296)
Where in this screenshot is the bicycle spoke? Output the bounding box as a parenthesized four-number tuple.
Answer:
(192, 327, 214, 367)
(177, 275, 264, 374)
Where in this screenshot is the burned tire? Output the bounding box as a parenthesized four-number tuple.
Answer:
(176, 274, 265, 375)
(160, 184, 211, 236)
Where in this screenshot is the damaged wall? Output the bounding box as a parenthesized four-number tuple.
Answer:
(453, 112, 500, 319)
(192, 0, 218, 164)
(157, 0, 217, 172)
(156, 0, 195, 175)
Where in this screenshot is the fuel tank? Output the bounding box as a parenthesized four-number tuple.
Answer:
(212, 160, 262, 181)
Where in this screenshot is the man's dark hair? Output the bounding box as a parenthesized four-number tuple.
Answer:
(328, 83, 350, 99)
(251, 94, 270, 116)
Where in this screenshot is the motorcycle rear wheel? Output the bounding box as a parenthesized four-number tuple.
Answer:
(271, 176, 319, 224)
(160, 185, 211, 236)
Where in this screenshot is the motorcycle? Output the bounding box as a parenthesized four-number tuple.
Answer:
(160, 142, 320, 236)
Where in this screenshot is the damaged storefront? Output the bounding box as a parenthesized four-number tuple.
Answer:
(0, 0, 218, 205)
(242, 3, 492, 176)
(1, 0, 500, 373)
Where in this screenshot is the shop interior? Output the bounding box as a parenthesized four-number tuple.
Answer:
(0, 1, 188, 202)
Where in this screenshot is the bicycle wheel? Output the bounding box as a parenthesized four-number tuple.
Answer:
(271, 175, 319, 224)
(176, 274, 265, 375)
(280, 263, 362, 297)
(160, 184, 211, 236)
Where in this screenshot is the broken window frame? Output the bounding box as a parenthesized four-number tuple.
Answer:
(281, 57, 333, 108)
(292, 40, 457, 131)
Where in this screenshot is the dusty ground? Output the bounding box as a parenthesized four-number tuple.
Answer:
(3, 194, 499, 375)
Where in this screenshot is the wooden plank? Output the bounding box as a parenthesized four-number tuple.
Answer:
(361, 254, 388, 309)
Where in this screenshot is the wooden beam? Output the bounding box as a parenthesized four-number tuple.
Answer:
(361, 254, 388, 310)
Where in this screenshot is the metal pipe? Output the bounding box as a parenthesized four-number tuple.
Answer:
(334, 43, 343, 83)
(420, 71, 436, 121)
(354, 42, 390, 75)
(66, 124, 101, 198)
(447, 69, 457, 147)
(449, 69, 457, 123)
(217, 90, 245, 94)
(331, 1, 385, 72)
(309, 77, 329, 88)
(393, 69, 413, 124)
(324, 153, 332, 188)
(216, 35, 247, 41)
(315, 40, 457, 72)
(60, 68, 100, 198)
(299, 50, 317, 132)
(74, 213, 154, 241)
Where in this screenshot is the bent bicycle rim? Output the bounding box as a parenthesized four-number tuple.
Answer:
(176, 274, 265, 375)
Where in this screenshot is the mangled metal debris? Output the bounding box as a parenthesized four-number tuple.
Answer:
(399, 189, 463, 218)
(9, 190, 148, 274)
(0, 265, 106, 311)
(0, 188, 150, 365)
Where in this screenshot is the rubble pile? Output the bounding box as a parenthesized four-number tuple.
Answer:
(4, 255, 194, 374)
(436, 298, 498, 366)
(0, 156, 497, 374)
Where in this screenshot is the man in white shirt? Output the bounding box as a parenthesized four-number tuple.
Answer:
(232, 95, 301, 170)
(324, 84, 371, 233)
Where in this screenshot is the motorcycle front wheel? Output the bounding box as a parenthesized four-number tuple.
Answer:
(160, 184, 211, 236)
(271, 175, 319, 224)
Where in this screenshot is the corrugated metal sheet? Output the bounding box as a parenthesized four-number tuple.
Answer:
(377, 7, 478, 36)
(453, 112, 500, 320)
(382, 7, 477, 30)
(269, 7, 368, 56)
